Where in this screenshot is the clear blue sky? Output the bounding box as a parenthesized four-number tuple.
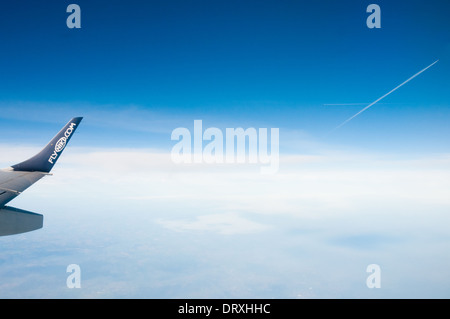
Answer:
(0, 0, 448, 154)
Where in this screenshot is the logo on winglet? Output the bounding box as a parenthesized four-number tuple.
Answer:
(48, 122, 77, 164)
(55, 137, 67, 152)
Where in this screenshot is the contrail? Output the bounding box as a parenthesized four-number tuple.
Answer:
(334, 59, 439, 130)
(324, 103, 394, 106)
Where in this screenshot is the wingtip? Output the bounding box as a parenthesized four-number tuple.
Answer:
(11, 117, 83, 173)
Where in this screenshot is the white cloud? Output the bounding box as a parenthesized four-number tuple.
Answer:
(5, 145, 450, 236)
(16, 147, 450, 200)
(156, 212, 269, 235)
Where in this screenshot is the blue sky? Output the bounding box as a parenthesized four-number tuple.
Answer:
(0, 0, 450, 299)
(0, 0, 449, 151)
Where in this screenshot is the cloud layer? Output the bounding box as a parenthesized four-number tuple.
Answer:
(2, 145, 450, 298)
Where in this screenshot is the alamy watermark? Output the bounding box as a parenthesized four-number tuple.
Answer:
(366, 264, 381, 289)
(66, 264, 81, 288)
(66, 4, 81, 29)
(171, 120, 279, 174)
(366, 4, 381, 29)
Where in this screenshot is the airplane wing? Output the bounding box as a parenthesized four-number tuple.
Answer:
(0, 117, 82, 236)
(0, 170, 49, 208)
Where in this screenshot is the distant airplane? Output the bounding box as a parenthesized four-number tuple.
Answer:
(0, 117, 82, 236)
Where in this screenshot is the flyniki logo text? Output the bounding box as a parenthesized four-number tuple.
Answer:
(48, 122, 77, 164)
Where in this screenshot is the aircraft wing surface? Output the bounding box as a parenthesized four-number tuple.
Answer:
(0, 169, 48, 208)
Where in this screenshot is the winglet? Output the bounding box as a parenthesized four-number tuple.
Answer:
(11, 117, 83, 173)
